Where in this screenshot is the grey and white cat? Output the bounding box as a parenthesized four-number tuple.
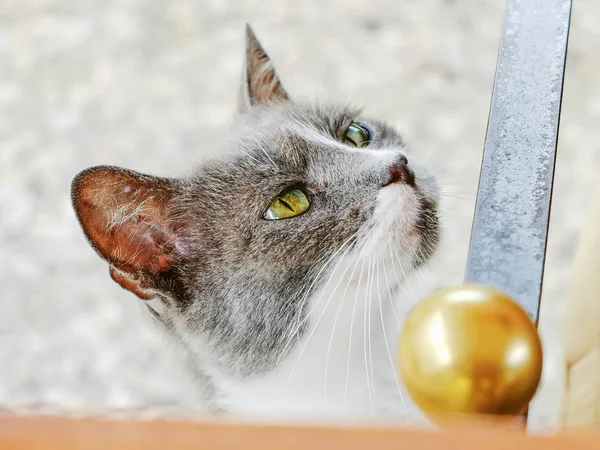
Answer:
(71, 25, 440, 422)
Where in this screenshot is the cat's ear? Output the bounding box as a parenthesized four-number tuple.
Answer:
(71, 166, 189, 300)
(238, 24, 290, 113)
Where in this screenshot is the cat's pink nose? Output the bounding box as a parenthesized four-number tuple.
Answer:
(387, 156, 415, 187)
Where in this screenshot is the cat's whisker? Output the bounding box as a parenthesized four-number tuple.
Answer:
(363, 258, 375, 418)
(324, 237, 367, 400)
(439, 181, 472, 188)
(276, 231, 359, 366)
(390, 237, 419, 304)
(439, 184, 474, 193)
(437, 203, 459, 213)
(288, 249, 339, 350)
(380, 248, 408, 418)
(285, 233, 360, 391)
(429, 155, 472, 175)
(407, 243, 427, 288)
(279, 234, 357, 360)
(438, 191, 475, 200)
(436, 208, 465, 223)
(429, 162, 456, 175)
(387, 259, 416, 302)
(382, 241, 402, 326)
(388, 237, 426, 310)
(344, 256, 366, 413)
(368, 258, 378, 420)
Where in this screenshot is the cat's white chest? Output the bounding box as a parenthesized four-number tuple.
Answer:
(216, 275, 414, 422)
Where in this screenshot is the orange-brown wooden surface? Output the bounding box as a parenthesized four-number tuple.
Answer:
(0, 415, 598, 450)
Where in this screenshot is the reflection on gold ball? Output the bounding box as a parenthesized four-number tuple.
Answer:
(398, 284, 543, 420)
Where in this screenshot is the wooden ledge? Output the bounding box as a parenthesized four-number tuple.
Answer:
(0, 415, 598, 450)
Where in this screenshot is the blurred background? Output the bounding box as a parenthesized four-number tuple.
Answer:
(1, 0, 598, 429)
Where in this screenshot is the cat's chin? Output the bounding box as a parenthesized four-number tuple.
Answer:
(369, 182, 439, 269)
(377, 183, 423, 233)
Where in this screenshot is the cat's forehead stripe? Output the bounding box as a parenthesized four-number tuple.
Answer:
(286, 123, 350, 153)
(284, 122, 408, 162)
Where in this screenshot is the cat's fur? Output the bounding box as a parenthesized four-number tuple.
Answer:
(71, 25, 440, 422)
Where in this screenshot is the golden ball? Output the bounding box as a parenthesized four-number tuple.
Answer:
(398, 284, 543, 420)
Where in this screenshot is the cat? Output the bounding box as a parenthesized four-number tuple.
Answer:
(71, 25, 440, 423)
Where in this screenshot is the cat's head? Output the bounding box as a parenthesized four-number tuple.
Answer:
(71, 25, 440, 380)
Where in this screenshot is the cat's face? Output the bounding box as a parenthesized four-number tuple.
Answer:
(72, 26, 439, 381)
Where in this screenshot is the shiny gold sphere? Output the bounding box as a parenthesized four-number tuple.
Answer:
(398, 284, 543, 420)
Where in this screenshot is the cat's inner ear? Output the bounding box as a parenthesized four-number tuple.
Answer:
(239, 24, 290, 112)
(71, 166, 188, 300)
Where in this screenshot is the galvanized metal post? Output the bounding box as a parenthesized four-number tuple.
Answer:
(465, 0, 572, 322)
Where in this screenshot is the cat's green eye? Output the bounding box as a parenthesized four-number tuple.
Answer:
(264, 188, 310, 220)
(344, 122, 371, 148)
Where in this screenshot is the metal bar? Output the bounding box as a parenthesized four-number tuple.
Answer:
(465, 0, 572, 322)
